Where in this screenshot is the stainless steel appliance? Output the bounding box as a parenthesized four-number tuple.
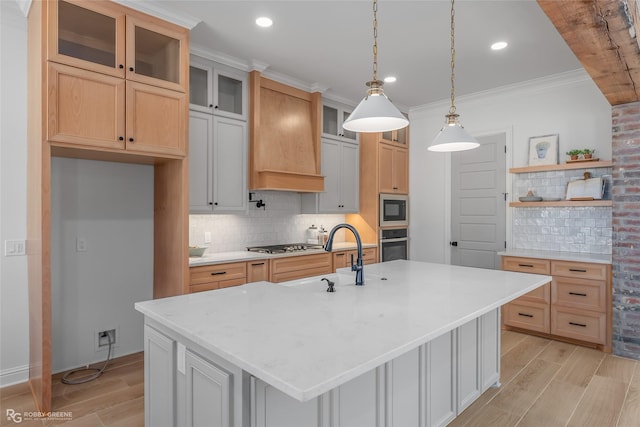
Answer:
(379, 193, 408, 227)
(379, 228, 409, 261)
(247, 243, 323, 254)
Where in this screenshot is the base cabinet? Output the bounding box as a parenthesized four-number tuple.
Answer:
(182, 350, 231, 427)
(252, 309, 500, 427)
(144, 325, 177, 427)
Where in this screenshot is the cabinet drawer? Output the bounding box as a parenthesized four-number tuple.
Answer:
(551, 307, 606, 345)
(270, 253, 332, 283)
(551, 261, 608, 281)
(247, 260, 269, 283)
(190, 262, 247, 286)
(502, 257, 550, 275)
(190, 277, 247, 293)
(503, 300, 550, 334)
(552, 277, 607, 312)
(518, 283, 550, 304)
(361, 247, 378, 264)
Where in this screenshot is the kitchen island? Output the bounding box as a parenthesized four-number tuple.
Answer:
(135, 260, 550, 427)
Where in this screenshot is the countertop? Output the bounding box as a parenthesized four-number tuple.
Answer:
(188, 242, 378, 267)
(498, 249, 612, 264)
(135, 260, 550, 402)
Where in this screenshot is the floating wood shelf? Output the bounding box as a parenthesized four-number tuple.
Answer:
(509, 160, 612, 174)
(509, 200, 612, 208)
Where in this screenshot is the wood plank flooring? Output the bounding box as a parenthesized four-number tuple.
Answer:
(1, 331, 639, 426)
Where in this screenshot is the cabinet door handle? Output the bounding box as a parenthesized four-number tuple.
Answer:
(119, 64, 124, 69)
(129, 67, 134, 72)
(569, 321, 587, 328)
(518, 264, 534, 268)
(569, 268, 587, 273)
(336, 253, 345, 257)
(251, 262, 265, 266)
(518, 313, 534, 318)
(214, 105, 219, 109)
(569, 291, 587, 297)
(129, 137, 134, 142)
(118, 136, 124, 141)
(209, 104, 213, 108)
(211, 271, 226, 276)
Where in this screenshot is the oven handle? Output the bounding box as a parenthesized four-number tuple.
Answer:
(379, 237, 409, 243)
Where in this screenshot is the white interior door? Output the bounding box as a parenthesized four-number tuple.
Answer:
(450, 132, 506, 269)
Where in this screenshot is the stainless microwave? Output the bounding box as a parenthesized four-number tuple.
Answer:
(379, 194, 408, 227)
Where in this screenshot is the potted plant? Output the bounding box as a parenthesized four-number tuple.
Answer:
(581, 148, 595, 159)
(566, 149, 581, 160)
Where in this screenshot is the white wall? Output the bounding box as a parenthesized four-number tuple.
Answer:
(0, 0, 30, 387)
(408, 70, 612, 263)
(50, 158, 154, 373)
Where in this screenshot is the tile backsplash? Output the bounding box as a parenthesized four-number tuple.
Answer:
(189, 191, 347, 253)
(511, 167, 613, 254)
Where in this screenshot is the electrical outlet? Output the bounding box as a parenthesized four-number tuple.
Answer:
(96, 328, 116, 351)
(204, 231, 211, 243)
(4, 240, 26, 256)
(76, 237, 87, 252)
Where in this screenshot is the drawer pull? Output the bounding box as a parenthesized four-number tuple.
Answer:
(518, 313, 534, 318)
(518, 264, 534, 268)
(336, 253, 345, 257)
(569, 321, 587, 328)
(569, 291, 587, 297)
(211, 271, 227, 276)
(569, 268, 587, 273)
(251, 262, 265, 266)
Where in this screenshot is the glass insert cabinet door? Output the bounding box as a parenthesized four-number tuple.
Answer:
(49, 0, 126, 77)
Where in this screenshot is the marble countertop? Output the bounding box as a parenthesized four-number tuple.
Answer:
(498, 249, 612, 264)
(136, 260, 550, 402)
(188, 242, 378, 267)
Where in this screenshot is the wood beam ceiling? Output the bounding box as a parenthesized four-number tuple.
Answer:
(538, 0, 640, 105)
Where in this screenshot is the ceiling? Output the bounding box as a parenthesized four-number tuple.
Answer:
(147, 0, 584, 111)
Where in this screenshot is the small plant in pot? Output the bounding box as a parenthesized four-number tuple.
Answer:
(581, 149, 595, 159)
(566, 149, 582, 160)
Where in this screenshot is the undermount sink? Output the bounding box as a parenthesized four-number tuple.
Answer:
(275, 272, 379, 289)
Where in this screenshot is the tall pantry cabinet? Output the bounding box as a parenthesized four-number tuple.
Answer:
(27, 0, 190, 412)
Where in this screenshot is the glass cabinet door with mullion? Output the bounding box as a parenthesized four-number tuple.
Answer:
(189, 61, 214, 114)
(213, 69, 247, 121)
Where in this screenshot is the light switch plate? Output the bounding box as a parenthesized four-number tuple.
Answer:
(204, 231, 211, 243)
(76, 237, 87, 252)
(4, 240, 26, 256)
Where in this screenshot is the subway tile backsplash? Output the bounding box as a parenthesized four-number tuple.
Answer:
(189, 191, 347, 253)
(511, 167, 612, 254)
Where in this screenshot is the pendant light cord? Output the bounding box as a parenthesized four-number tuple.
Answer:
(449, 0, 457, 116)
(372, 0, 378, 82)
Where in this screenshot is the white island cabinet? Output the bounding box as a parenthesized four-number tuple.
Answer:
(136, 260, 550, 427)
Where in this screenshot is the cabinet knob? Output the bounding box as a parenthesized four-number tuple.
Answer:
(214, 105, 219, 109)
(208, 202, 213, 205)
(118, 136, 124, 141)
(209, 104, 213, 108)
(129, 138, 134, 142)
(129, 67, 134, 72)
(214, 202, 218, 206)
(119, 64, 124, 69)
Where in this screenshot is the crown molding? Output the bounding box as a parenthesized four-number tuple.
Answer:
(249, 60, 270, 73)
(411, 69, 592, 114)
(190, 45, 253, 71)
(261, 69, 321, 94)
(14, 0, 30, 16)
(111, 0, 200, 29)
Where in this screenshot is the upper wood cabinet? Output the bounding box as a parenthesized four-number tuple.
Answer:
(249, 71, 324, 192)
(379, 143, 409, 194)
(190, 57, 248, 121)
(48, 62, 187, 157)
(48, 0, 188, 93)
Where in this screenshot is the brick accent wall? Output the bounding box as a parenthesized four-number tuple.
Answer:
(612, 102, 640, 360)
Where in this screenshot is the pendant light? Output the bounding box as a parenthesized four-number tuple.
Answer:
(343, 0, 409, 133)
(428, 0, 479, 152)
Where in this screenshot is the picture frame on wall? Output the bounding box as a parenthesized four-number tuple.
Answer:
(528, 134, 559, 166)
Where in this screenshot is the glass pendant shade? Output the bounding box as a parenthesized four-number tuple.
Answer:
(343, 83, 409, 133)
(428, 113, 479, 152)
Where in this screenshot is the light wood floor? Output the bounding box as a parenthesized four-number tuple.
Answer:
(1, 331, 639, 427)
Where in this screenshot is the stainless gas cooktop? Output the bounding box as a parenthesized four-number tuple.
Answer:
(246, 243, 323, 254)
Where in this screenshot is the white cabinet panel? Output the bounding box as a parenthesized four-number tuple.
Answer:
(426, 330, 456, 427)
(184, 350, 231, 427)
(388, 347, 421, 427)
(189, 111, 213, 212)
(144, 325, 176, 427)
(334, 368, 380, 427)
(213, 117, 247, 211)
(457, 318, 481, 412)
(318, 139, 341, 212)
(340, 141, 359, 212)
(481, 308, 501, 390)
(253, 379, 323, 427)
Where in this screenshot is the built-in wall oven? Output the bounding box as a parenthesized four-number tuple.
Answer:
(379, 228, 409, 261)
(379, 194, 408, 227)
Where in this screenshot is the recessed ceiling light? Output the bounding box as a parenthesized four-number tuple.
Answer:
(383, 76, 397, 83)
(256, 17, 273, 28)
(491, 41, 508, 51)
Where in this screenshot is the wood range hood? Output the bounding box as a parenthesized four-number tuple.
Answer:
(538, 0, 640, 105)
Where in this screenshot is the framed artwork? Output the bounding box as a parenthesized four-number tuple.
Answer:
(528, 134, 559, 166)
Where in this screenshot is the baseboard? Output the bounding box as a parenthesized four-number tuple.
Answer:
(0, 364, 29, 388)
